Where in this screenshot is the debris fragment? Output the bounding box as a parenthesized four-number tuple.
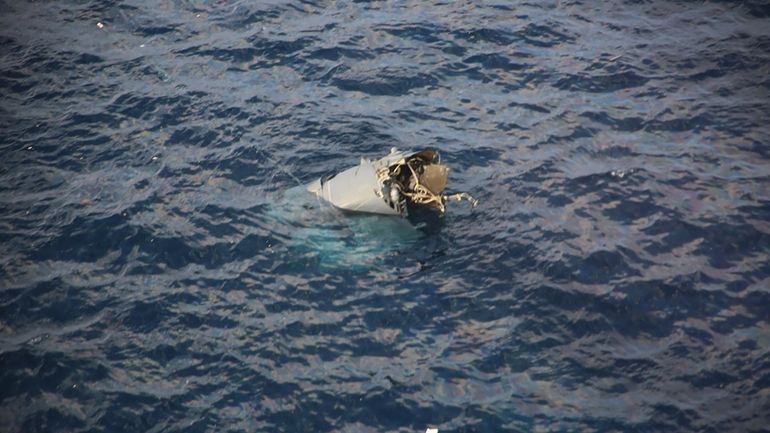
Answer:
(307, 148, 477, 218)
(96, 22, 104, 29)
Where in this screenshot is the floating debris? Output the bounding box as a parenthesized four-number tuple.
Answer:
(611, 169, 631, 179)
(307, 148, 477, 218)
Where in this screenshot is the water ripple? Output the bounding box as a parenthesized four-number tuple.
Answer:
(1, 1, 769, 432)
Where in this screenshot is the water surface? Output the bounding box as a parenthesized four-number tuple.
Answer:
(1, 1, 769, 432)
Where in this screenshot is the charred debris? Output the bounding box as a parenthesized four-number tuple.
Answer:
(307, 149, 477, 220)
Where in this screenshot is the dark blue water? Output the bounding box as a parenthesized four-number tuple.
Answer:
(2, 1, 770, 432)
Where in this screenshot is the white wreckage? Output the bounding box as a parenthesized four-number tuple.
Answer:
(307, 148, 477, 218)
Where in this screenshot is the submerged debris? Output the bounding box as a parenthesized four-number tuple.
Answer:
(307, 148, 477, 218)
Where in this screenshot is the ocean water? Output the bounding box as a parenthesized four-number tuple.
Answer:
(1, 1, 770, 432)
